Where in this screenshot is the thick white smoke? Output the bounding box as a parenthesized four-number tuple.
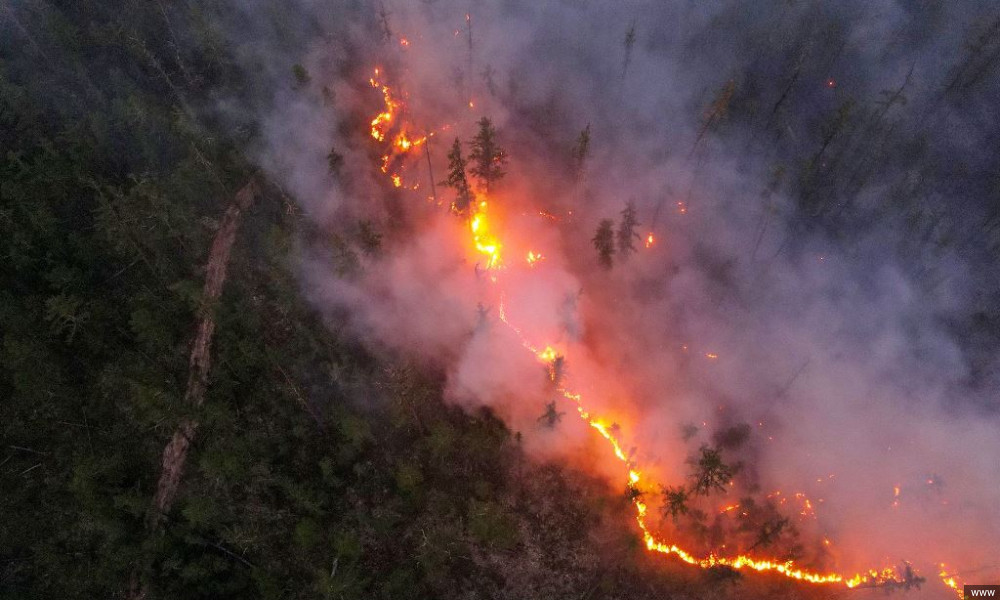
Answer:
(237, 0, 1000, 594)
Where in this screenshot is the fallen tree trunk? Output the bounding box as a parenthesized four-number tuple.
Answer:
(130, 178, 258, 599)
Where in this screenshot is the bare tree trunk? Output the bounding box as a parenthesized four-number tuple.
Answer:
(129, 178, 258, 599)
(424, 138, 437, 205)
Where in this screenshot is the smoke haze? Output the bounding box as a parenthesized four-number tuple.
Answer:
(229, 0, 1000, 593)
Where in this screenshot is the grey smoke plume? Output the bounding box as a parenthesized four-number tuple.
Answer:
(230, 0, 1000, 593)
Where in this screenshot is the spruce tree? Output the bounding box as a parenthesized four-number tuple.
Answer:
(617, 201, 640, 258)
(469, 117, 507, 194)
(592, 219, 616, 269)
(444, 138, 473, 215)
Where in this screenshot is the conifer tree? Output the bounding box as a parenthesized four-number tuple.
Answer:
(592, 219, 616, 269)
(469, 117, 507, 194)
(444, 138, 473, 215)
(617, 201, 640, 258)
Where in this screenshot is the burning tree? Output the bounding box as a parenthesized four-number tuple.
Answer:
(547, 354, 566, 387)
(469, 117, 507, 194)
(444, 138, 473, 215)
(592, 219, 616, 269)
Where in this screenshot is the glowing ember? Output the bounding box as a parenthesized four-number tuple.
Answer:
(645, 232, 655, 248)
(526, 251, 544, 266)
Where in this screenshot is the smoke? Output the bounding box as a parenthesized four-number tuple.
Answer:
(230, 0, 1000, 592)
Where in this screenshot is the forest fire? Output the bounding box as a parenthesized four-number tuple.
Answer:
(12, 2, 1000, 598)
(527, 344, 908, 589)
(469, 201, 502, 269)
(363, 65, 958, 596)
(368, 68, 398, 142)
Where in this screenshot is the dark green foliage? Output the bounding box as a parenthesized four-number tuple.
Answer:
(468, 117, 507, 194)
(444, 138, 473, 215)
(592, 219, 616, 269)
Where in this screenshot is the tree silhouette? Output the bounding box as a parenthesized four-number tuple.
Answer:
(622, 21, 636, 78)
(469, 117, 507, 194)
(690, 445, 740, 496)
(592, 219, 615, 269)
(444, 138, 473, 215)
(537, 401, 564, 428)
(617, 201, 641, 258)
(661, 485, 690, 521)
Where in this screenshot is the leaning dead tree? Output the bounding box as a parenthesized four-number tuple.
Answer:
(129, 177, 259, 599)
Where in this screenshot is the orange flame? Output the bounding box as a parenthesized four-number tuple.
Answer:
(359, 66, 960, 595)
(470, 198, 502, 269)
(938, 564, 963, 599)
(513, 337, 901, 589)
(369, 69, 400, 142)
